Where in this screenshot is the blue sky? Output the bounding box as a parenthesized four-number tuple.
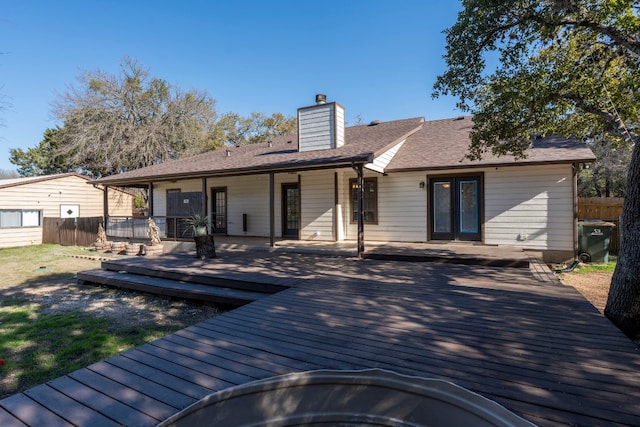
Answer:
(0, 1, 463, 172)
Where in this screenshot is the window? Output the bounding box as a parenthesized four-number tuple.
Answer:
(0, 210, 42, 228)
(350, 177, 378, 224)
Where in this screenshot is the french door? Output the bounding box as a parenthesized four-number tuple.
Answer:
(430, 175, 481, 241)
(282, 183, 300, 238)
(211, 188, 227, 234)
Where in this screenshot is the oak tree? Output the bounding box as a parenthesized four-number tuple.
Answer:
(52, 57, 218, 177)
(433, 0, 640, 338)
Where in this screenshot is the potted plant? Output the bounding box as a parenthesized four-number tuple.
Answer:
(184, 214, 216, 258)
(184, 214, 209, 237)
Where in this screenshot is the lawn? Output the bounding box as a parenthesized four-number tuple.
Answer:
(0, 244, 221, 399)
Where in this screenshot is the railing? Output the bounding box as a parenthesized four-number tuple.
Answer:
(106, 216, 197, 240)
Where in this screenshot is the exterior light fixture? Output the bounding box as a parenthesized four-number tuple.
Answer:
(419, 181, 425, 189)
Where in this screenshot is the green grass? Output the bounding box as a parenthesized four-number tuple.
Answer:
(0, 244, 101, 288)
(0, 296, 176, 398)
(0, 244, 219, 399)
(576, 259, 617, 274)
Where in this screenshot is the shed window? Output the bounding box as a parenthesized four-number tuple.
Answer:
(0, 210, 42, 228)
(350, 177, 378, 224)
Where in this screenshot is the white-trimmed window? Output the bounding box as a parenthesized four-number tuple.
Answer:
(0, 210, 42, 228)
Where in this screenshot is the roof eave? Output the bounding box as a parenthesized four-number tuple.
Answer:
(89, 154, 374, 186)
(385, 157, 597, 173)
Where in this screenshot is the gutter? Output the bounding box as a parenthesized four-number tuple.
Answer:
(88, 154, 374, 187)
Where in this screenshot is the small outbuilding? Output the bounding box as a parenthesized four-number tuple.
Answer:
(0, 172, 132, 248)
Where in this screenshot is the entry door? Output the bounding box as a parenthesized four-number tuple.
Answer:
(211, 188, 227, 234)
(282, 183, 300, 238)
(430, 176, 481, 241)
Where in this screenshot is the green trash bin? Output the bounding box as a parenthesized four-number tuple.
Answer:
(578, 220, 615, 263)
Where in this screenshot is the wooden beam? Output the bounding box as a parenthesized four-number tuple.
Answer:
(202, 178, 208, 233)
(269, 172, 275, 247)
(334, 171, 338, 242)
(356, 164, 364, 258)
(148, 182, 154, 217)
(103, 185, 109, 223)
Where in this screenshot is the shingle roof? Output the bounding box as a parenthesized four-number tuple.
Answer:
(386, 116, 596, 171)
(92, 115, 595, 186)
(92, 117, 425, 185)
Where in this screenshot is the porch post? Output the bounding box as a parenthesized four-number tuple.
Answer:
(147, 182, 154, 217)
(269, 172, 275, 247)
(357, 163, 365, 258)
(103, 185, 109, 226)
(201, 178, 208, 232)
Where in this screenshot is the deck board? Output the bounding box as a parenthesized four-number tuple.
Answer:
(46, 376, 159, 426)
(24, 383, 120, 427)
(2, 251, 640, 426)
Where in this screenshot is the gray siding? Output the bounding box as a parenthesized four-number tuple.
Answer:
(298, 103, 345, 152)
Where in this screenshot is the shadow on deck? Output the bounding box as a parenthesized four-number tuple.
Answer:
(2, 246, 638, 427)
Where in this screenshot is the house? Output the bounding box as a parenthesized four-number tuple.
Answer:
(92, 95, 595, 262)
(0, 172, 133, 248)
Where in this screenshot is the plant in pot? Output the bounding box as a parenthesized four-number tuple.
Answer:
(184, 214, 209, 237)
(185, 214, 216, 258)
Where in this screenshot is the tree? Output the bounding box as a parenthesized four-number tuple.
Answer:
(52, 57, 218, 177)
(433, 0, 640, 338)
(211, 111, 296, 147)
(578, 134, 631, 197)
(9, 128, 72, 176)
(0, 169, 18, 179)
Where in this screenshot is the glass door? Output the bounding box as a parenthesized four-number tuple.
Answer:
(282, 183, 300, 238)
(430, 176, 481, 241)
(431, 179, 454, 240)
(211, 188, 227, 234)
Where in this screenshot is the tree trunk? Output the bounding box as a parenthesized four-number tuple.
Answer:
(194, 235, 216, 259)
(605, 138, 640, 339)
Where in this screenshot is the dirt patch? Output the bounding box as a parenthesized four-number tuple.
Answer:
(558, 271, 612, 314)
(1, 279, 222, 331)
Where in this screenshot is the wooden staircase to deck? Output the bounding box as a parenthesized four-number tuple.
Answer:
(77, 258, 288, 307)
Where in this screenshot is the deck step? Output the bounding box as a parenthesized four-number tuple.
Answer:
(101, 259, 288, 294)
(77, 269, 268, 306)
(363, 252, 530, 268)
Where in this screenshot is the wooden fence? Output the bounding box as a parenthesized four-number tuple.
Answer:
(577, 198, 623, 255)
(43, 217, 103, 247)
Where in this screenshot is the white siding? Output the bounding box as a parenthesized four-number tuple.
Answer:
(0, 175, 132, 248)
(344, 171, 428, 242)
(300, 170, 335, 240)
(484, 164, 574, 251)
(223, 175, 269, 236)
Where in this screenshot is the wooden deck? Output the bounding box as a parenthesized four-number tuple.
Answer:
(1, 250, 639, 426)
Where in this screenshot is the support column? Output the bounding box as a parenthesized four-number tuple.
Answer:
(103, 185, 109, 225)
(269, 172, 275, 247)
(147, 182, 154, 217)
(356, 164, 365, 258)
(201, 178, 208, 232)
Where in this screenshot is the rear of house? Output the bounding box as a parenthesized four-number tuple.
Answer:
(0, 173, 132, 248)
(93, 95, 595, 262)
